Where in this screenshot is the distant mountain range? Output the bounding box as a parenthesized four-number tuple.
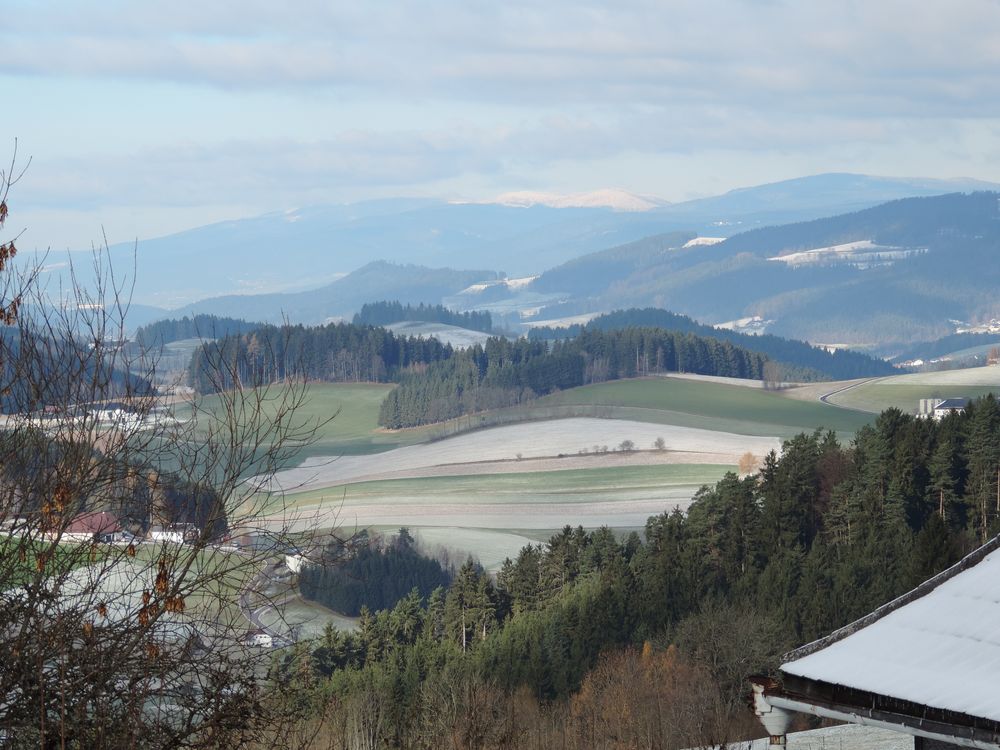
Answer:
(527, 192, 1000, 349)
(43, 173, 1000, 311)
(43, 173, 1000, 350)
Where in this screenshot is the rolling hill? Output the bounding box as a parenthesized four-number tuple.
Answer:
(42, 173, 999, 311)
(527, 192, 1000, 348)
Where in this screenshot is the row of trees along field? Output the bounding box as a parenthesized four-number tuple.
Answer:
(378, 327, 767, 427)
(353, 301, 494, 333)
(283, 398, 1000, 749)
(528, 307, 897, 380)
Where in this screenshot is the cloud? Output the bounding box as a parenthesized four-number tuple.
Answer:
(4, 0, 1000, 118)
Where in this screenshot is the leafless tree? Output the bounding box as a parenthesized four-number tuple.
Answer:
(0, 147, 328, 748)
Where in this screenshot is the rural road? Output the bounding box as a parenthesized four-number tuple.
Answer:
(819, 377, 881, 408)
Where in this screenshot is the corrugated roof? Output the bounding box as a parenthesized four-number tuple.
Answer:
(782, 542, 1000, 722)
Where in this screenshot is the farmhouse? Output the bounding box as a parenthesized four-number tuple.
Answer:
(917, 397, 970, 421)
(241, 628, 273, 648)
(148, 522, 200, 545)
(62, 511, 121, 542)
(751, 535, 1000, 749)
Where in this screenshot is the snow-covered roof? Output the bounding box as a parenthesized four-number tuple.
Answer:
(781, 538, 1000, 723)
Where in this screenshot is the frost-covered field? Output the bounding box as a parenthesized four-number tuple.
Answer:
(408, 527, 542, 570)
(385, 321, 493, 348)
(660, 372, 770, 389)
(279, 489, 705, 540)
(878, 365, 1000, 386)
(820, 367, 1000, 413)
(266, 417, 780, 493)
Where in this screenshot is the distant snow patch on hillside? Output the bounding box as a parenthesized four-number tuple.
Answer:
(682, 236, 726, 248)
(714, 316, 772, 335)
(768, 240, 925, 268)
(522, 312, 603, 328)
(464, 188, 670, 212)
(456, 276, 538, 295)
(385, 321, 492, 348)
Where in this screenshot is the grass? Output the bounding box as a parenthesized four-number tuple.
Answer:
(279, 465, 734, 570)
(182, 383, 442, 460)
(535, 377, 872, 437)
(0, 535, 105, 586)
(284, 463, 732, 508)
(182, 377, 870, 478)
(826, 383, 1000, 414)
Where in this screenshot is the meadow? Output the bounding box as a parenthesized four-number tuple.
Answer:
(536, 376, 873, 436)
(275, 464, 732, 570)
(824, 367, 1000, 413)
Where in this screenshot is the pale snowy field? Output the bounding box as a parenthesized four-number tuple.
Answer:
(659, 372, 770, 389)
(385, 321, 492, 348)
(266, 417, 780, 493)
(277, 491, 702, 543)
(877, 365, 1000, 386)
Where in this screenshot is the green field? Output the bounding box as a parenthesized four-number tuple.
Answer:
(534, 377, 872, 437)
(184, 383, 440, 459)
(284, 463, 732, 509)
(282, 464, 732, 570)
(826, 383, 1000, 414)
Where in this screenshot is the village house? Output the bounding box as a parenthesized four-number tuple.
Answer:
(917, 397, 970, 421)
(62, 511, 122, 543)
(147, 522, 200, 545)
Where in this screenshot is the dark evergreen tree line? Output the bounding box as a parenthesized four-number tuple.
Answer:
(188, 321, 454, 393)
(378, 327, 768, 428)
(134, 314, 263, 347)
(353, 301, 493, 333)
(529, 307, 897, 380)
(299, 529, 453, 616)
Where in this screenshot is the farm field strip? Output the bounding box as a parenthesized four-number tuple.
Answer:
(875, 366, 1000, 386)
(536, 377, 872, 435)
(265, 463, 732, 563)
(275, 492, 706, 538)
(265, 418, 777, 493)
(826, 383, 1000, 413)
(282, 463, 732, 508)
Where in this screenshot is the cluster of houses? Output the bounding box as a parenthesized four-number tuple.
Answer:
(58, 511, 201, 545)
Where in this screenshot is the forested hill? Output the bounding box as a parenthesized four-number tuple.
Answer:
(353, 301, 493, 333)
(378, 327, 767, 428)
(713, 190, 1000, 258)
(526, 192, 1000, 348)
(529, 308, 897, 380)
(292, 399, 1000, 747)
(134, 314, 263, 347)
(188, 321, 454, 394)
(189, 318, 770, 425)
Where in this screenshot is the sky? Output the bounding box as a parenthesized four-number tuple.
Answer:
(4, 0, 1000, 250)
